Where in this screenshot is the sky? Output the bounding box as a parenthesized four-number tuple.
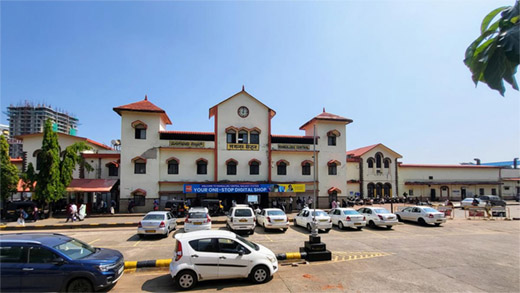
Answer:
(1, 0, 519, 164)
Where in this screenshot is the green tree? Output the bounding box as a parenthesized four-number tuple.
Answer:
(0, 135, 19, 202)
(20, 163, 37, 193)
(464, 0, 519, 96)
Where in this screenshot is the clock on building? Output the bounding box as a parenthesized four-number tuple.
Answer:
(238, 106, 249, 118)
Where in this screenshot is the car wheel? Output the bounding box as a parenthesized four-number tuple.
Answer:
(397, 215, 402, 222)
(307, 223, 312, 232)
(386, 226, 392, 230)
(418, 218, 426, 226)
(357, 227, 363, 231)
(324, 229, 331, 233)
(175, 270, 198, 290)
(264, 226, 269, 232)
(163, 230, 169, 238)
(282, 228, 288, 232)
(250, 265, 270, 284)
(338, 221, 344, 230)
(67, 278, 93, 293)
(250, 229, 255, 235)
(434, 223, 441, 227)
(369, 220, 375, 227)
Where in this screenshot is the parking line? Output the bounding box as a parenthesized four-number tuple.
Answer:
(133, 240, 141, 247)
(88, 238, 100, 245)
(264, 234, 274, 242)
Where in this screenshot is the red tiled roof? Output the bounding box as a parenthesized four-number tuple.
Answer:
(17, 179, 36, 192)
(399, 164, 501, 169)
(346, 144, 380, 158)
(299, 110, 353, 130)
(10, 157, 23, 163)
(271, 134, 316, 139)
(113, 97, 172, 125)
(328, 187, 342, 194)
(82, 153, 120, 159)
(16, 132, 112, 150)
(66, 179, 118, 192)
(503, 178, 520, 181)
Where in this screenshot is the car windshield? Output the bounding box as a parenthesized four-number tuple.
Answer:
(236, 235, 259, 251)
(143, 214, 164, 221)
(374, 208, 390, 214)
(311, 211, 328, 217)
(423, 208, 438, 213)
(342, 210, 359, 215)
(267, 210, 285, 216)
(189, 212, 207, 218)
(54, 239, 96, 260)
(235, 209, 252, 217)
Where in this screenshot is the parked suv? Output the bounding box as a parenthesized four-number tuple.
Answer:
(478, 195, 506, 207)
(0, 233, 124, 292)
(226, 205, 256, 234)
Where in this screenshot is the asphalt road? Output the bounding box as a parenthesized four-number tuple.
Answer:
(2, 206, 519, 292)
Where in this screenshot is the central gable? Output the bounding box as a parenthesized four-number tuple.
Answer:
(209, 88, 276, 119)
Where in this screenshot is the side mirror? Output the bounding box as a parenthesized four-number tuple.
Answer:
(238, 248, 245, 256)
(52, 257, 65, 265)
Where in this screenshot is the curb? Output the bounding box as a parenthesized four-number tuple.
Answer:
(125, 259, 172, 270)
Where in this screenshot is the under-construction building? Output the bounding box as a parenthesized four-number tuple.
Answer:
(7, 101, 79, 158)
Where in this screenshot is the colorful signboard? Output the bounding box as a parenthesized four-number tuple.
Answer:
(184, 184, 306, 193)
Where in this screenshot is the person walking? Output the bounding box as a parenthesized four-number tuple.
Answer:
(153, 199, 159, 211)
(331, 200, 337, 209)
(71, 202, 78, 221)
(17, 208, 27, 226)
(33, 206, 39, 222)
(65, 203, 74, 223)
(78, 201, 87, 221)
(289, 196, 293, 211)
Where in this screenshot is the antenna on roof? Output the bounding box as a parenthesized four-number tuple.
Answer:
(242, 85, 245, 91)
(145, 95, 148, 101)
(323, 107, 326, 113)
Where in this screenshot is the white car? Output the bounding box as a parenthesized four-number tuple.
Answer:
(227, 205, 256, 235)
(256, 208, 289, 232)
(328, 208, 366, 230)
(169, 230, 278, 290)
(137, 211, 177, 238)
(184, 207, 212, 232)
(396, 206, 446, 226)
(460, 198, 486, 208)
(357, 207, 398, 229)
(294, 208, 332, 233)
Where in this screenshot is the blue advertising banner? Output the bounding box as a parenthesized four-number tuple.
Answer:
(184, 184, 272, 193)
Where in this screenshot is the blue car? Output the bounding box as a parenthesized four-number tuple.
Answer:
(0, 233, 124, 292)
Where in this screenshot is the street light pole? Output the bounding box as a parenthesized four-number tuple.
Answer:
(312, 124, 318, 237)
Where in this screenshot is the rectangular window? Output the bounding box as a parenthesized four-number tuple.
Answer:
(277, 164, 286, 175)
(135, 128, 146, 139)
(238, 132, 248, 144)
(227, 164, 237, 175)
(250, 133, 259, 144)
(302, 164, 311, 175)
(328, 165, 337, 175)
(328, 136, 336, 146)
(197, 163, 207, 175)
(504, 187, 510, 191)
(134, 162, 146, 174)
(479, 188, 485, 196)
(108, 165, 118, 176)
(227, 133, 236, 143)
(133, 196, 145, 206)
(409, 189, 414, 196)
(250, 164, 259, 175)
(168, 163, 179, 174)
(429, 176, 434, 180)
(0, 246, 24, 263)
(491, 188, 497, 195)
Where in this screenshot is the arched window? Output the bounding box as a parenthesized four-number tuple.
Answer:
(276, 160, 288, 175)
(250, 131, 260, 144)
(33, 149, 42, 171)
(301, 160, 313, 176)
(167, 158, 179, 175)
(226, 129, 236, 143)
(367, 158, 374, 168)
(196, 159, 208, 175)
(375, 153, 383, 168)
(238, 130, 248, 144)
(131, 189, 146, 206)
(249, 159, 260, 175)
(376, 183, 383, 197)
(367, 183, 375, 198)
(226, 159, 237, 175)
(327, 160, 340, 176)
(132, 120, 147, 140)
(132, 157, 146, 174)
(106, 161, 119, 176)
(327, 130, 340, 146)
(384, 158, 391, 168)
(384, 183, 392, 197)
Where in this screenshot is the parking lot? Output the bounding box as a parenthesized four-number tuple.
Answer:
(3, 205, 518, 292)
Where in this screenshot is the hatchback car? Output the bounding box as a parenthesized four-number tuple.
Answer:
(357, 207, 398, 229)
(137, 211, 177, 238)
(226, 205, 256, 235)
(460, 197, 486, 208)
(184, 207, 212, 232)
(256, 208, 289, 232)
(0, 233, 124, 292)
(169, 230, 278, 290)
(395, 206, 446, 226)
(478, 195, 506, 207)
(328, 208, 366, 230)
(294, 208, 332, 233)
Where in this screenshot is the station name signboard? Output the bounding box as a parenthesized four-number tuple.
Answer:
(277, 144, 310, 150)
(227, 143, 259, 151)
(170, 141, 205, 148)
(184, 184, 306, 193)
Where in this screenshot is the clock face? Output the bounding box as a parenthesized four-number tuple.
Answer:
(238, 106, 249, 118)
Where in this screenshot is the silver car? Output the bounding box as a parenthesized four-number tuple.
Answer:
(357, 207, 398, 229)
(138, 211, 177, 238)
(184, 207, 212, 232)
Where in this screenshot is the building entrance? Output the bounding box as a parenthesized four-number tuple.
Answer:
(217, 193, 269, 210)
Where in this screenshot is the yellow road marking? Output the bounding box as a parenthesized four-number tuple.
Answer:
(88, 239, 100, 245)
(264, 234, 274, 242)
(133, 240, 141, 247)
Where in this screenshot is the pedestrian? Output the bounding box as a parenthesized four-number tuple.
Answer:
(78, 201, 87, 221)
(33, 206, 39, 222)
(342, 199, 347, 208)
(331, 200, 337, 209)
(308, 197, 313, 209)
(110, 202, 115, 215)
(17, 208, 27, 226)
(65, 203, 74, 222)
(289, 196, 293, 211)
(153, 199, 159, 211)
(71, 202, 78, 221)
(128, 200, 135, 213)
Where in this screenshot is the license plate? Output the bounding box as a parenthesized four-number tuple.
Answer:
(319, 219, 327, 222)
(354, 223, 361, 226)
(275, 219, 284, 222)
(145, 230, 155, 233)
(387, 217, 394, 220)
(118, 266, 124, 275)
(239, 219, 247, 222)
(193, 222, 202, 225)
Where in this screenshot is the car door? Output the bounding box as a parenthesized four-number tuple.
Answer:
(187, 238, 219, 280)
(328, 209, 336, 225)
(217, 238, 251, 278)
(21, 245, 66, 292)
(0, 243, 24, 292)
(257, 210, 265, 226)
(302, 210, 311, 227)
(411, 207, 422, 221)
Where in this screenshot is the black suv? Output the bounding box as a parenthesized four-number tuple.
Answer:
(478, 195, 506, 207)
